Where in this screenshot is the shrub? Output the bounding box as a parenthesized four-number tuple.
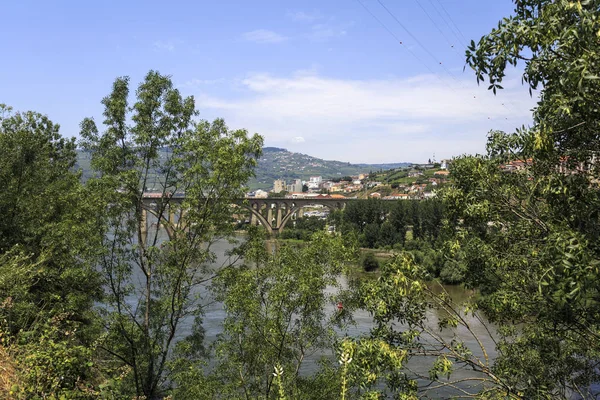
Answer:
(362, 253, 380, 272)
(439, 260, 467, 284)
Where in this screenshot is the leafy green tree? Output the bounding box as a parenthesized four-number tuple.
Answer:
(0, 105, 104, 397)
(389, 201, 408, 246)
(352, 254, 502, 398)
(428, 0, 600, 395)
(378, 221, 397, 248)
(281, 216, 327, 241)
(361, 223, 380, 249)
(409, 201, 422, 240)
(343, 199, 387, 233)
(176, 229, 357, 399)
(80, 71, 263, 398)
(268, 190, 288, 198)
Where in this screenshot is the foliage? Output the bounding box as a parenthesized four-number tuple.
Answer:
(173, 228, 359, 398)
(361, 252, 380, 272)
(353, 253, 513, 398)
(268, 190, 288, 198)
(280, 216, 327, 241)
(79, 71, 263, 398)
(0, 105, 104, 397)
(339, 199, 443, 250)
(431, 0, 600, 395)
(0, 344, 20, 399)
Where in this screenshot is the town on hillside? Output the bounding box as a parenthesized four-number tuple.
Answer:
(247, 159, 452, 200)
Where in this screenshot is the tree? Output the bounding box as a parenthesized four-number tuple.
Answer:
(268, 190, 288, 198)
(389, 201, 408, 246)
(80, 71, 263, 398)
(361, 222, 380, 248)
(409, 201, 422, 240)
(378, 221, 397, 248)
(0, 105, 104, 397)
(432, 1, 600, 395)
(174, 229, 357, 398)
(353, 254, 506, 398)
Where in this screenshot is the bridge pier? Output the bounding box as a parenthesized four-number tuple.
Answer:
(276, 205, 283, 228)
(140, 208, 148, 246)
(267, 206, 273, 228)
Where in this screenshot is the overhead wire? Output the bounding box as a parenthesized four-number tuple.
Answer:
(381, 0, 522, 120)
(355, 0, 523, 122)
(354, 0, 439, 79)
(426, 0, 468, 49)
(414, 0, 465, 63)
(375, 0, 465, 86)
(427, 0, 525, 116)
(433, 0, 470, 46)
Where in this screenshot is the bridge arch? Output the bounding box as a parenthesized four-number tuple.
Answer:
(140, 203, 178, 242)
(141, 195, 351, 237)
(233, 202, 273, 234)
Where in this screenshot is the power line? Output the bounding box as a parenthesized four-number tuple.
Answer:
(355, 0, 525, 122)
(376, 0, 445, 69)
(376, 0, 474, 89)
(354, 0, 439, 78)
(408, 0, 523, 118)
(434, 0, 470, 46)
(414, 0, 459, 52)
(426, 0, 467, 49)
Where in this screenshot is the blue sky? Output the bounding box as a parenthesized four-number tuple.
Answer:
(1, 0, 536, 163)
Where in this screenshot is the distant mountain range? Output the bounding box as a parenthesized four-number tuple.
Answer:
(75, 147, 411, 191)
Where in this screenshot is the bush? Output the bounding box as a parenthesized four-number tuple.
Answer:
(362, 253, 380, 272)
(439, 260, 467, 284)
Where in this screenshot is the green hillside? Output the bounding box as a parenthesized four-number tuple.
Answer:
(75, 147, 411, 191)
(249, 147, 410, 190)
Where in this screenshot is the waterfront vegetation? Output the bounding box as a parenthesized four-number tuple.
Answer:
(3, 0, 600, 398)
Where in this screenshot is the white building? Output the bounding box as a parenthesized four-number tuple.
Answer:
(307, 176, 322, 190)
(254, 189, 269, 198)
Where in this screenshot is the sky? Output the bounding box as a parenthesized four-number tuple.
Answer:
(0, 0, 538, 163)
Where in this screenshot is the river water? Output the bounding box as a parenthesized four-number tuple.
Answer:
(183, 236, 499, 397)
(131, 214, 497, 396)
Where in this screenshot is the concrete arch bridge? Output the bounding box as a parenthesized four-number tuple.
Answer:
(238, 197, 348, 235)
(140, 194, 350, 238)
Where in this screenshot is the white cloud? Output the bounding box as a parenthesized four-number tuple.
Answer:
(292, 136, 305, 143)
(241, 29, 288, 44)
(153, 41, 175, 51)
(194, 71, 537, 163)
(287, 10, 323, 22)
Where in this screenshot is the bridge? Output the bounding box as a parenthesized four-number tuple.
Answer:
(140, 193, 351, 237)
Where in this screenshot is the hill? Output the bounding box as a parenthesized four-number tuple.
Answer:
(75, 147, 411, 191)
(249, 147, 410, 190)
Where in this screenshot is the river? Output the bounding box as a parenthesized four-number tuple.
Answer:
(184, 236, 499, 397)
